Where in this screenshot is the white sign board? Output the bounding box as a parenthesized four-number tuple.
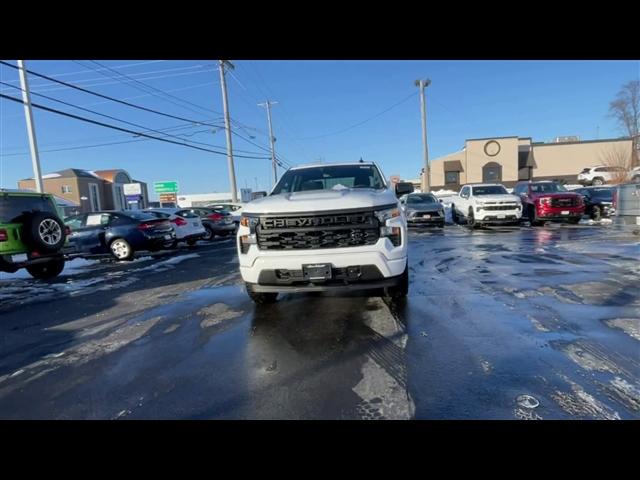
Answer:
(123, 183, 142, 195)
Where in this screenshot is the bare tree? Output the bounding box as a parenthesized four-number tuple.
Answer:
(599, 143, 633, 184)
(609, 80, 639, 166)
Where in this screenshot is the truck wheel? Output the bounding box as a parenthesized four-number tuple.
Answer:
(26, 257, 65, 280)
(385, 264, 408, 299)
(467, 209, 478, 229)
(592, 177, 604, 186)
(21, 212, 66, 254)
(450, 205, 458, 224)
(591, 206, 601, 221)
(246, 283, 278, 304)
(527, 205, 541, 226)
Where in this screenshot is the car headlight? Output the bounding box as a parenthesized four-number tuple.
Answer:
(374, 207, 400, 224)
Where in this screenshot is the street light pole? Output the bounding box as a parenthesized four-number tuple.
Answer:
(415, 78, 431, 192)
(219, 60, 238, 203)
(17, 60, 44, 193)
(258, 100, 278, 186)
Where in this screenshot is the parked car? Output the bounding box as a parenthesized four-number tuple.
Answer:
(613, 182, 640, 226)
(627, 166, 640, 183)
(205, 203, 243, 224)
(399, 192, 445, 227)
(513, 181, 585, 225)
(0, 189, 69, 279)
(64, 211, 175, 260)
(175, 207, 236, 240)
(144, 208, 205, 246)
(573, 186, 615, 220)
(450, 184, 522, 228)
(237, 161, 408, 304)
(577, 165, 627, 186)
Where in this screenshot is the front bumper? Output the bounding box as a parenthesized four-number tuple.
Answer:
(474, 208, 522, 224)
(246, 267, 405, 293)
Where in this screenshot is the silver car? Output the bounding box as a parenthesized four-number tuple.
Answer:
(399, 193, 445, 227)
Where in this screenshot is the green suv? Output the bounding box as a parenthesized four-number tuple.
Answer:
(0, 190, 68, 279)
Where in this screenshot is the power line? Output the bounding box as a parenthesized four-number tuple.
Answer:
(0, 60, 215, 126)
(83, 60, 223, 117)
(295, 91, 419, 140)
(0, 92, 272, 160)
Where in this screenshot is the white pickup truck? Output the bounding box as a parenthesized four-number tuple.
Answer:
(450, 183, 522, 228)
(236, 162, 410, 303)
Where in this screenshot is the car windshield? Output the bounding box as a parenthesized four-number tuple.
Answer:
(0, 195, 57, 223)
(407, 194, 438, 204)
(530, 183, 568, 193)
(472, 185, 508, 195)
(271, 165, 385, 194)
(126, 211, 158, 221)
(588, 188, 614, 201)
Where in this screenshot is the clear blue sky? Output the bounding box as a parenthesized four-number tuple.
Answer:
(1, 60, 638, 199)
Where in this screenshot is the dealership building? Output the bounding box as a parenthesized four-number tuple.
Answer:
(425, 135, 637, 191)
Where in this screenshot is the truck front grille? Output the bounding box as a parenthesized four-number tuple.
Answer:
(256, 210, 380, 250)
(484, 205, 518, 211)
(552, 197, 576, 207)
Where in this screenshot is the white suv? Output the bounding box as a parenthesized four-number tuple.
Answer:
(578, 165, 627, 186)
(236, 162, 409, 303)
(451, 184, 522, 228)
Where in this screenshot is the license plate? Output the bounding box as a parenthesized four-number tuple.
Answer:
(561, 210, 570, 215)
(422, 214, 431, 219)
(11, 253, 28, 263)
(302, 263, 332, 281)
(497, 214, 506, 219)
(164, 234, 172, 240)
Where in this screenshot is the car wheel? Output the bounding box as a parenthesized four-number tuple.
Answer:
(202, 224, 214, 241)
(385, 263, 409, 299)
(246, 284, 278, 304)
(592, 177, 604, 186)
(110, 238, 133, 261)
(26, 257, 65, 280)
(592, 206, 601, 221)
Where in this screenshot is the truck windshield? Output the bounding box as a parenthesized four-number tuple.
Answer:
(271, 165, 386, 194)
(530, 183, 568, 193)
(472, 186, 508, 195)
(407, 194, 438, 204)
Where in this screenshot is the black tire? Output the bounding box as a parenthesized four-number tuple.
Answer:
(202, 224, 214, 241)
(527, 205, 542, 226)
(568, 217, 581, 224)
(26, 257, 65, 280)
(591, 206, 601, 221)
(467, 209, 477, 229)
(450, 205, 458, 224)
(246, 283, 278, 304)
(169, 240, 179, 249)
(21, 212, 66, 254)
(385, 263, 409, 299)
(592, 177, 605, 186)
(0, 258, 19, 273)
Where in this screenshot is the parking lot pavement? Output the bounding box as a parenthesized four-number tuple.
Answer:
(0, 224, 638, 419)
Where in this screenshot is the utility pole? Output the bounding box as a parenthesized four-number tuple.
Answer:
(17, 60, 44, 193)
(415, 78, 431, 192)
(258, 100, 278, 185)
(219, 60, 238, 203)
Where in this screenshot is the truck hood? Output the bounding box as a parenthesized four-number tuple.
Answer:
(529, 192, 580, 200)
(243, 188, 398, 215)
(473, 194, 521, 203)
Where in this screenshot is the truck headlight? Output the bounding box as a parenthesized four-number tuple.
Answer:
(374, 207, 400, 223)
(240, 215, 259, 231)
(380, 226, 402, 246)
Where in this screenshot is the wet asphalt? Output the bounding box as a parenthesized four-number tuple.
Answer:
(0, 223, 638, 419)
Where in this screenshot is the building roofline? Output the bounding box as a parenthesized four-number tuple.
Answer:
(466, 136, 520, 142)
(532, 137, 632, 146)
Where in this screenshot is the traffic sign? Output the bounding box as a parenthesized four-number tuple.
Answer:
(154, 181, 178, 193)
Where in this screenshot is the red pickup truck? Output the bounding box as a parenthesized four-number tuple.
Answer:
(513, 181, 585, 225)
